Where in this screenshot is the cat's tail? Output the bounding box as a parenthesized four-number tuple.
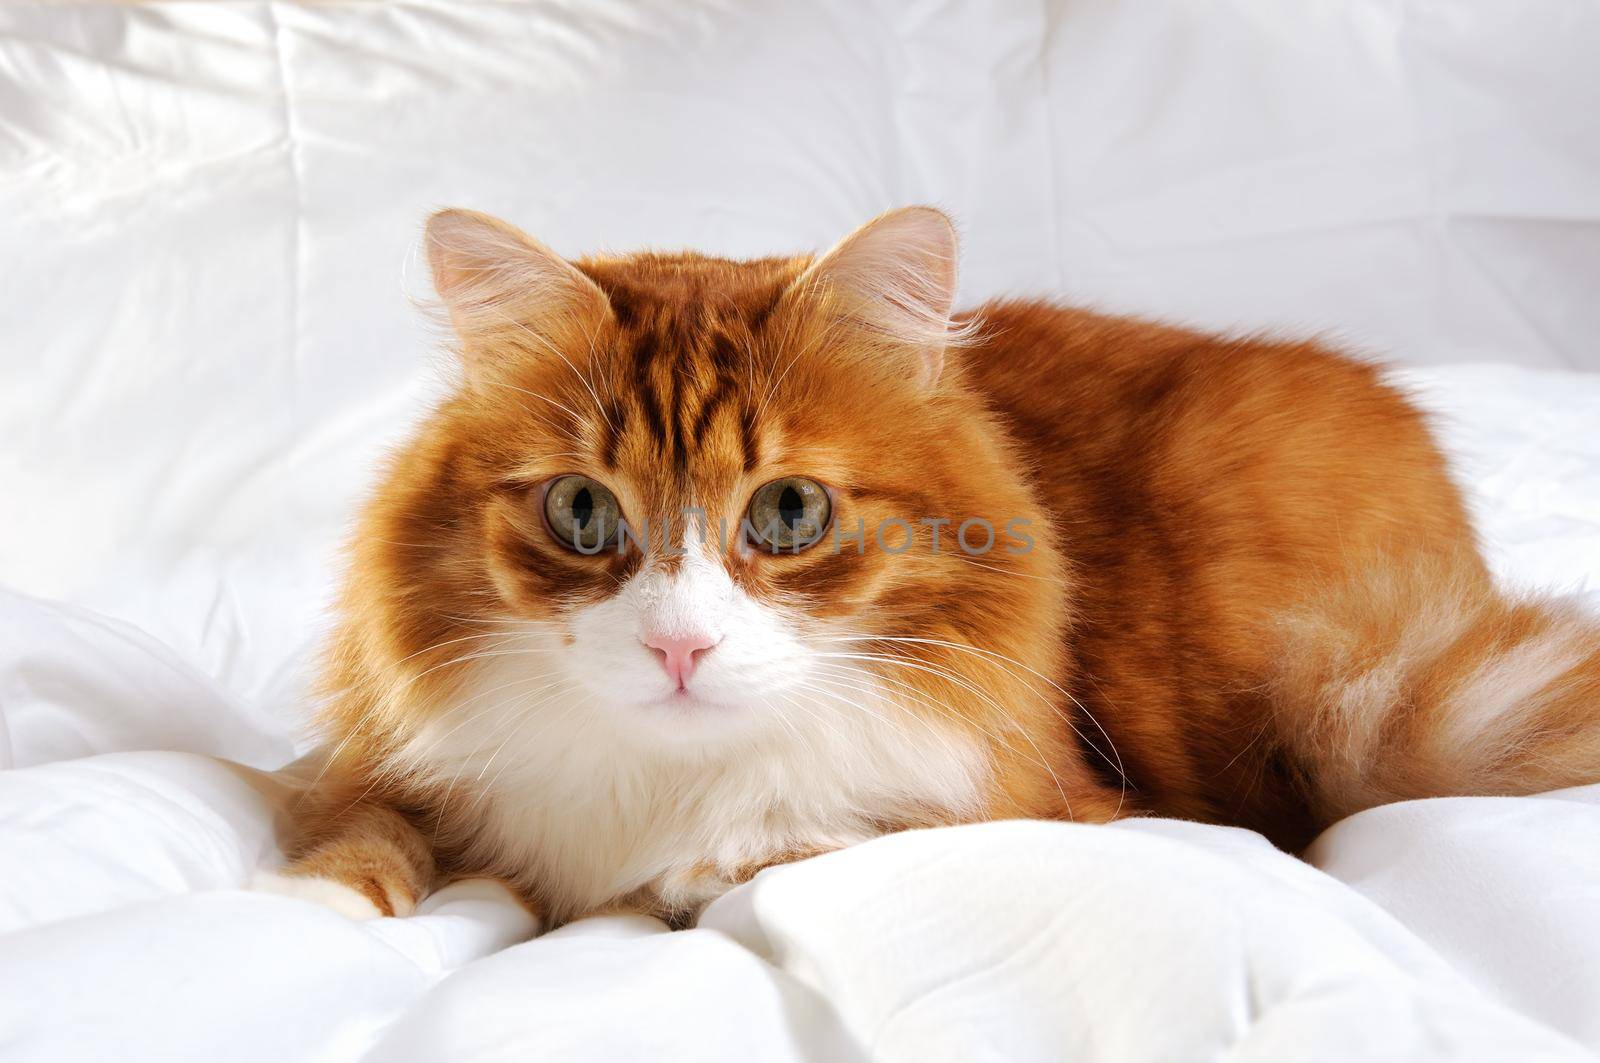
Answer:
(1270, 559, 1600, 823)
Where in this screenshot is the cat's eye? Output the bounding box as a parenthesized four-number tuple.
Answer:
(746, 476, 831, 552)
(543, 475, 623, 553)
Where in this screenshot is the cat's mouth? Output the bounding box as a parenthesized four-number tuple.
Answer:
(645, 687, 727, 713)
(611, 684, 775, 750)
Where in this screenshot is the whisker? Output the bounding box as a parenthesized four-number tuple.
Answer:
(948, 554, 1061, 586)
(754, 313, 846, 426)
(402, 668, 570, 768)
(813, 632, 1129, 809)
(299, 632, 544, 807)
(430, 679, 583, 838)
(481, 379, 584, 435)
(766, 691, 812, 745)
(470, 295, 617, 434)
(808, 650, 1074, 816)
(804, 662, 1056, 803)
(315, 670, 569, 823)
(469, 694, 592, 818)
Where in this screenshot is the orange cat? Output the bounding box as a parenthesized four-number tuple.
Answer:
(259, 207, 1600, 926)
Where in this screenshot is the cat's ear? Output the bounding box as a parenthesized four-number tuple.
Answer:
(790, 206, 963, 388)
(424, 208, 610, 377)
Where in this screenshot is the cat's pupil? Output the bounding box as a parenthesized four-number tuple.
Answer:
(572, 487, 594, 529)
(778, 485, 804, 529)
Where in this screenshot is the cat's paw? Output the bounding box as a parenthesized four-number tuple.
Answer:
(251, 869, 412, 920)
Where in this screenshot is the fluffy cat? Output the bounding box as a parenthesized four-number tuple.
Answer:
(260, 206, 1600, 926)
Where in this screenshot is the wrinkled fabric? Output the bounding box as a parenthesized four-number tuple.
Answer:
(3, 3, 1600, 1060)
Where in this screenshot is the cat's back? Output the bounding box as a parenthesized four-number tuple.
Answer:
(960, 299, 1416, 461)
(958, 299, 1471, 563)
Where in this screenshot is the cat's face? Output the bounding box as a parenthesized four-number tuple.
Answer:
(345, 208, 1063, 768)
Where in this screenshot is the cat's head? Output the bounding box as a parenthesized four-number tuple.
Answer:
(331, 207, 1069, 800)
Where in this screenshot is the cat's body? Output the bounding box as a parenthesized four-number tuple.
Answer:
(264, 207, 1600, 926)
(967, 304, 1487, 848)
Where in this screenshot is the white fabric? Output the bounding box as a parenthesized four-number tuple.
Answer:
(4, 2, 1600, 1060)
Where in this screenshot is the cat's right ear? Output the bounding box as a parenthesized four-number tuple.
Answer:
(785, 206, 964, 390)
(423, 209, 610, 378)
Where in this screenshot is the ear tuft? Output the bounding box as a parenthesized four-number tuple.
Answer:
(792, 206, 965, 388)
(422, 209, 609, 373)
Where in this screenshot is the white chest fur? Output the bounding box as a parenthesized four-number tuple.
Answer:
(393, 650, 989, 921)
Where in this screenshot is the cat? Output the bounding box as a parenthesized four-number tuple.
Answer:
(258, 206, 1600, 926)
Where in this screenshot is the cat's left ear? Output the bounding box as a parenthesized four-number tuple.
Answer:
(423, 208, 611, 381)
(789, 206, 962, 389)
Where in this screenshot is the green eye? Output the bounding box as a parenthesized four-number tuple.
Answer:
(747, 476, 831, 552)
(543, 475, 623, 553)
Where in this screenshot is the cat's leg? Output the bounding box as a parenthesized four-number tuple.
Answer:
(638, 844, 847, 926)
(257, 798, 435, 919)
(1270, 558, 1600, 827)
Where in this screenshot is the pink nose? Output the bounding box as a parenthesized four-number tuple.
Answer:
(643, 632, 720, 690)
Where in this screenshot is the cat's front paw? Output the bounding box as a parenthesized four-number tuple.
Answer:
(251, 869, 415, 920)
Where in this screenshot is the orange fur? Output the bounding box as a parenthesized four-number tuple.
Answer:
(277, 207, 1600, 923)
